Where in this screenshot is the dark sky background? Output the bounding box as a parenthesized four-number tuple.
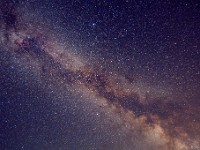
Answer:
(0, 0, 200, 150)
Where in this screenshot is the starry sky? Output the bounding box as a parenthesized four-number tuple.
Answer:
(0, 0, 200, 150)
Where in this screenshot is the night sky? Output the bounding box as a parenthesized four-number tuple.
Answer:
(0, 0, 200, 150)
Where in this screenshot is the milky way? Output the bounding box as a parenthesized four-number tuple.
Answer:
(1, 1, 200, 150)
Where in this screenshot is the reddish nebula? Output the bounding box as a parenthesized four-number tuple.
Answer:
(5, 32, 200, 149)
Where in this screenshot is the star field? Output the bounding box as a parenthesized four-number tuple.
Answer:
(0, 0, 200, 150)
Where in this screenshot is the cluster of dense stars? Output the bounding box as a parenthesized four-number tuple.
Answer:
(0, 0, 200, 150)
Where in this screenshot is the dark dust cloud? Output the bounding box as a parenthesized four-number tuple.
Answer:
(0, 0, 200, 150)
